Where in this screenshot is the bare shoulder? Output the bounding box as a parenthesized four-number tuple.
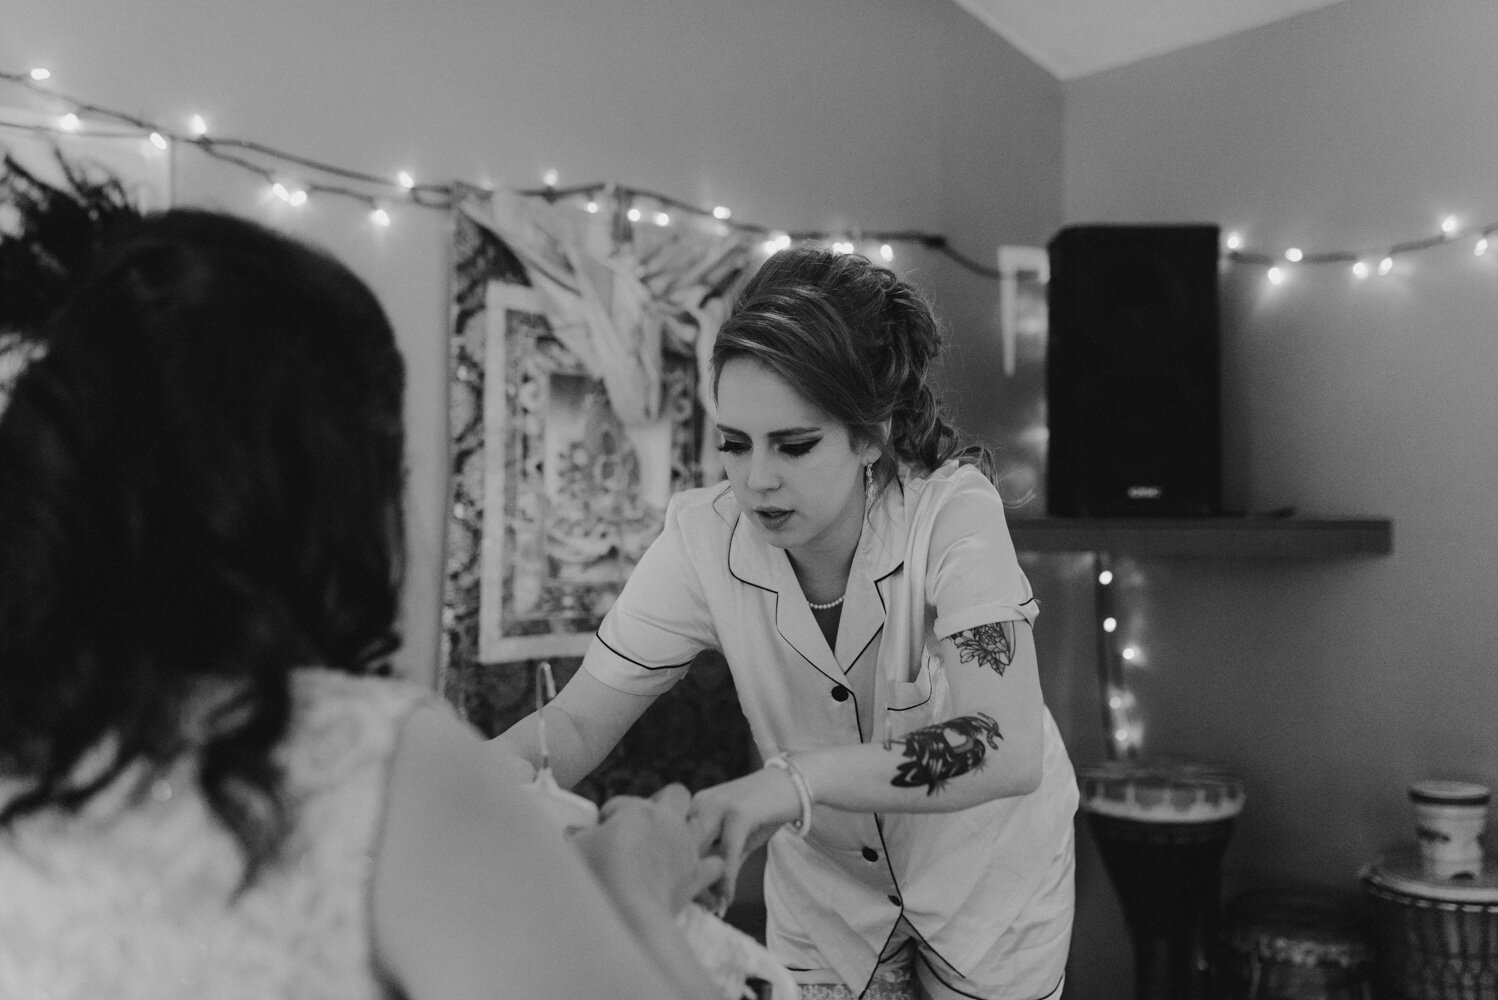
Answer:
(371, 704, 681, 998)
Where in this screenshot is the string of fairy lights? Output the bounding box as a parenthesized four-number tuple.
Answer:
(1226, 214, 1498, 285)
(9, 65, 1497, 289)
(0, 66, 1002, 277)
(1094, 555, 1144, 759)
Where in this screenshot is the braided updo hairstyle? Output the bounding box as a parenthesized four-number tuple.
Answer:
(711, 244, 997, 496)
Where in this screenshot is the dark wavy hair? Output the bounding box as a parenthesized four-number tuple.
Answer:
(0, 209, 406, 885)
(0, 151, 143, 334)
(711, 244, 997, 495)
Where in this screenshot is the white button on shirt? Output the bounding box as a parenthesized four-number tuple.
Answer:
(589, 463, 1077, 994)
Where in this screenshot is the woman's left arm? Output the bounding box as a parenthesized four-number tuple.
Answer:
(804, 616, 1044, 810)
(691, 619, 1045, 895)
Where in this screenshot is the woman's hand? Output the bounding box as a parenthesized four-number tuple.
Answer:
(688, 768, 803, 910)
(572, 783, 724, 916)
(487, 738, 539, 784)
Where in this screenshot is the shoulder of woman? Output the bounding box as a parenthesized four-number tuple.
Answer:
(903, 461, 1002, 514)
(666, 481, 740, 534)
(289, 667, 437, 722)
(280, 668, 446, 783)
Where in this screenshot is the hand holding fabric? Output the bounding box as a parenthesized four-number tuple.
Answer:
(688, 768, 803, 910)
(572, 783, 724, 917)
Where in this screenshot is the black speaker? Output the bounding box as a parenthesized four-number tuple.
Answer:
(1045, 224, 1222, 517)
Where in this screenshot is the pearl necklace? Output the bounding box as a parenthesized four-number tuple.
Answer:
(807, 595, 845, 611)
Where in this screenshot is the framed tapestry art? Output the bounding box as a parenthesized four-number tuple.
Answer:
(443, 191, 756, 759)
(473, 277, 699, 662)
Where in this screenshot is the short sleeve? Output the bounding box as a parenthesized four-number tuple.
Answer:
(585, 493, 718, 696)
(926, 473, 1038, 639)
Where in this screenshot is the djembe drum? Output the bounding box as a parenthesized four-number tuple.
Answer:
(1078, 760, 1246, 1000)
(1362, 847, 1498, 1000)
(1216, 889, 1373, 999)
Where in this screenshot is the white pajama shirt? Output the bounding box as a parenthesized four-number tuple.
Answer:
(588, 462, 1077, 998)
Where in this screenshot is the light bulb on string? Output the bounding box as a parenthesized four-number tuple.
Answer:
(1475, 237, 1489, 256)
(58, 113, 80, 132)
(29, 68, 51, 81)
(1121, 646, 1138, 662)
(396, 170, 415, 191)
(542, 169, 558, 188)
(1284, 247, 1303, 263)
(1102, 616, 1117, 633)
(1378, 256, 1394, 276)
(148, 132, 168, 151)
(1225, 232, 1243, 251)
(585, 200, 599, 213)
(370, 205, 392, 227)
(188, 114, 208, 138)
(712, 205, 732, 220)
(1267, 266, 1285, 285)
(270, 180, 307, 206)
(626, 207, 642, 222)
(1352, 260, 1370, 279)
(654, 211, 670, 226)
(1098, 569, 1113, 585)
(879, 244, 894, 263)
(1442, 215, 1459, 236)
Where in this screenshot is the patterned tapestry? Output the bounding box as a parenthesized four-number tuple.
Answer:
(442, 188, 760, 800)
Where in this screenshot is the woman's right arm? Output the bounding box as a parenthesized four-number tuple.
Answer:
(372, 703, 718, 1000)
(494, 495, 713, 789)
(489, 645, 663, 789)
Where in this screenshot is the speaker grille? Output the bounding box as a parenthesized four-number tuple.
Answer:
(1045, 224, 1222, 517)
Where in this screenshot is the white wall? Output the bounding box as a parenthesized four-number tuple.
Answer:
(1061, 0, 1498, 993)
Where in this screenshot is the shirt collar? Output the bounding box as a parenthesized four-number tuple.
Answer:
(726, 476, 906, 594)
(725, 476, 910, 684)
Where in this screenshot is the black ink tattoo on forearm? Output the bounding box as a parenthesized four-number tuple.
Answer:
(890, 713, 1003, 795)
(954, 622, 1014, 676)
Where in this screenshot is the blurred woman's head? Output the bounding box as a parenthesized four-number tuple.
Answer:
(0, 209, 406, 879)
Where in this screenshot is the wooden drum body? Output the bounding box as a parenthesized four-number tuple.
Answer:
(1078, 761, 1246, 1000)
(1216, 890, 1373, 1000)
(1363, 849, 1498, 1000)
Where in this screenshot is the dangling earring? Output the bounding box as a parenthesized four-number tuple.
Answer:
(864, 461, 876, 506)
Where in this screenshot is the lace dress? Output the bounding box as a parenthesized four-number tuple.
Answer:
(0, 668, 436, 1000)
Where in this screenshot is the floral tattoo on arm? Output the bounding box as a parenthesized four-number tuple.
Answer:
(890, 713, 1003, 795)
(954, 622, 1014, 676)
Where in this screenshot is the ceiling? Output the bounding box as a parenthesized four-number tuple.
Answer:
(948, 0, 1348, 80)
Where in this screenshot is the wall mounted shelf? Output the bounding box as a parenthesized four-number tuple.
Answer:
(1009, 516, 1394, 762)
(1008, 517, 1392, 559)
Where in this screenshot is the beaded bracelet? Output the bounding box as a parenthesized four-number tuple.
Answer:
(764, 753, 814, 838)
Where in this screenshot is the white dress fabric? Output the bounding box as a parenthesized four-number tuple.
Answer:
(588, 462, 1078, 998)
(0, 668, 435, 1000)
